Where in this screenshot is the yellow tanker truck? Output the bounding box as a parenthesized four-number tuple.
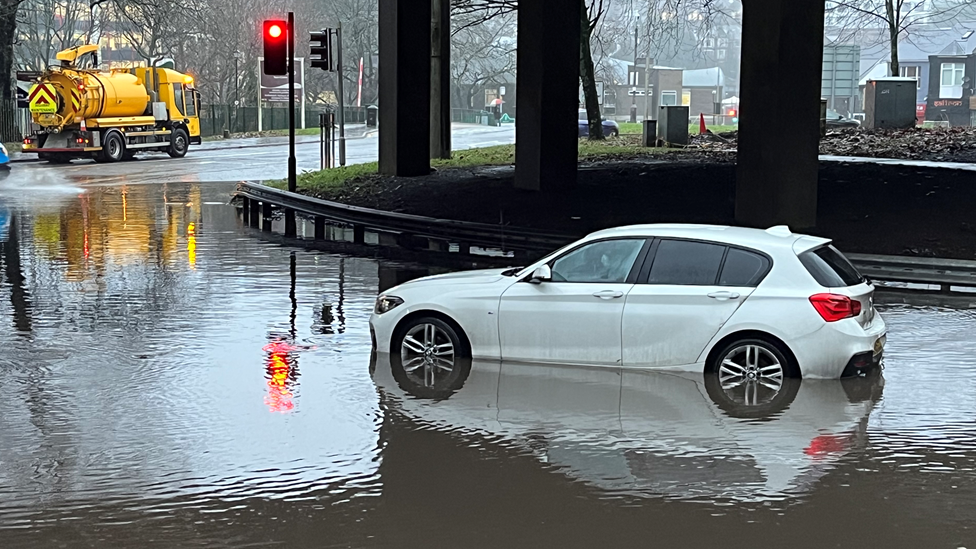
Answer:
(22, 45, 201, 163)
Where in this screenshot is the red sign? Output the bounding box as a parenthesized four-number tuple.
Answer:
(916, 102, 926, 123)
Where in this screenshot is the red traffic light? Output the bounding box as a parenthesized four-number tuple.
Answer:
(263, 19, 288, 76)
(727, 108, 738, 117)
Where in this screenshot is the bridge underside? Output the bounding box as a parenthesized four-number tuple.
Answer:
(378, 0, 827, 228)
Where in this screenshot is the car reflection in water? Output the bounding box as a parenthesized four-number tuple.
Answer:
(371, 352, 884, 502)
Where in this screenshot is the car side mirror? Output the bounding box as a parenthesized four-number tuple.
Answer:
(528, 265, 551, 284)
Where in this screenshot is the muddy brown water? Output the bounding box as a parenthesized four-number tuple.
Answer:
(0, 180, 974, 548)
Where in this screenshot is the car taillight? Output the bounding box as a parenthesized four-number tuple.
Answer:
(810, 293, 860, 322)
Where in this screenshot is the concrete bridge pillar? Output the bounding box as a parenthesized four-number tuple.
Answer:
(735, 0, 826, 229)
(514, 0, 581, 192)
(378, 0, 432, 176)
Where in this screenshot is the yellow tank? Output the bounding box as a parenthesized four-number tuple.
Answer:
(33, 69, 151, 127)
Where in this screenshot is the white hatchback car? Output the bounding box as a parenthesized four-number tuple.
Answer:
(369, 224, 887, 386)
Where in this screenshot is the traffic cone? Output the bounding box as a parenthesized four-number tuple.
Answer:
(699, 113, 707, 134)
(80, 118, 87, 133)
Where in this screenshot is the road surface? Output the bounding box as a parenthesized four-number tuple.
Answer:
(8, 124, 517, 186)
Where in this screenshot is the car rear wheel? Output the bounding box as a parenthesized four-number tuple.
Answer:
(705, 338, 801, 418)
(391, 317, 470, 399)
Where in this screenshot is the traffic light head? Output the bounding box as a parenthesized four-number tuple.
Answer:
(263, 19, 288, 75)
(310, 30, 332, 71)
(727, 108, 737, 117)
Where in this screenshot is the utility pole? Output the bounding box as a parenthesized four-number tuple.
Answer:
(631, 16, 638, 123)
(336, 22, 346, 166)
(286, 11, 297, 237)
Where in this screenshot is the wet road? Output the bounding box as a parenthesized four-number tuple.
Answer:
(11, 124, 517, 185)
(1, 179, 975, 548)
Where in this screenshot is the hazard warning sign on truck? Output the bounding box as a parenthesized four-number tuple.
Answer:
(29, 84, 58, 113)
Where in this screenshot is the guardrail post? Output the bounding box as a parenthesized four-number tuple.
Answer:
(353, 225, 366, 244)
(428, 239, 448, 252)
(249, 199, 260, 228)
(456, 241, 471, 256)
(241, 197, 250, 224)
(262, 202, 273, 232)
(285, 208, 297, 238)
(314, 216, 326, 240)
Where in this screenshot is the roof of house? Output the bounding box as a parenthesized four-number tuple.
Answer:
(682, 67, 725, 87)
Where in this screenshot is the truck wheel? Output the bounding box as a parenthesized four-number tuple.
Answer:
(97, 131, 125, 163)
(168, 127, 189, 158)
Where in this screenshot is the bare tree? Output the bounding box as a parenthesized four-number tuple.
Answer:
(15, 0, 91, 70)
(451, 9, 516, 111)
(580, 0, 606, 139)
(826, 0, 976, 76)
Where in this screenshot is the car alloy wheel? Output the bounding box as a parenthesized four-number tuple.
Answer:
(720, 344, 784, 396)
(400, 321, 457, 389)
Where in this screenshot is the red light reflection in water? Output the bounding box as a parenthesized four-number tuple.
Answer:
(262, 339, 312, 413)
(803, 434, 851, 458)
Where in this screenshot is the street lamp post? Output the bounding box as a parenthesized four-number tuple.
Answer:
(233, 50, 244, 133)
(631, 16, 638, 123)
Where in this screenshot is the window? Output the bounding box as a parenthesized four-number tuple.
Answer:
(799, 245, 865, 287)
(717, 49, 727, 60)
(661, 90, 678, 106)
(647, 240, 726, 285)
(550, 239, 645, 283)
(719, 248, 771, 287)
(941, 62, 965, 99)
(900, 65, 921, 89)
(172, 84, 185, 117)
(704, 38, 715, 48)
(717, 38, 728, 48)
(184, 87, 197, 117)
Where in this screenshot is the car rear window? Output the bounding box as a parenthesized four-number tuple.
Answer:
(799, 245, 864, 287)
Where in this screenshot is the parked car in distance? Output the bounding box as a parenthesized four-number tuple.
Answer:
(370, 224, 887, 388)
(825, 109, 861, 129)
(579, 109, 619, 137)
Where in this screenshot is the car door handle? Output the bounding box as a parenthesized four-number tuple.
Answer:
(707, 291, 741, 300)
(593, 290, 625, 300)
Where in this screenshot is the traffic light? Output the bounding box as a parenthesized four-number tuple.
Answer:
(263, 19, 288, 75)
(727, 108, 738, 117)
(310, 30, 333, 71)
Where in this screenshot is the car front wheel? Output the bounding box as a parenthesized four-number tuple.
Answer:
(391, 317, 470, 398)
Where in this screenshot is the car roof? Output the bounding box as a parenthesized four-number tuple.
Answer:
(586, 224, 830, 253)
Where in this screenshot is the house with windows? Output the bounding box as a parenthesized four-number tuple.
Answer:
(856, 27, 976, 120)
(925, 52, 976, 125)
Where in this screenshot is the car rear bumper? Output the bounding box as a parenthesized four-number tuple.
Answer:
(791, 315, 887, 379)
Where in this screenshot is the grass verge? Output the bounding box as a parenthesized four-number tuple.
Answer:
(618, 122, 738, 135)
(271, 137, 674, 196)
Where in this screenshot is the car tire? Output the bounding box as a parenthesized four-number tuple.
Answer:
(704, 337, 801, 419)
(390, 316, 471, 400)
(610, 129, 619, 137)
(168, 127, 189, 158)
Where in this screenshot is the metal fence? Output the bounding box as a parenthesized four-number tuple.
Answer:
(2, 100, 23, 143)
(198, 104, 371, 137)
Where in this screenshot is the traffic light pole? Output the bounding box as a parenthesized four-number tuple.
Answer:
(336, 22, 346, 166)
(286, 11, 297, 237)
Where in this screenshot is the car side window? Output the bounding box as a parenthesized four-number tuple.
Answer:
(647, 240, 726, 285)
(719, 248, 770, 287)
(550, 239, 645, 283)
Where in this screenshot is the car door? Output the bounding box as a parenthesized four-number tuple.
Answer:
(622, 240, 771, 368)
(499, 238, 649, 366)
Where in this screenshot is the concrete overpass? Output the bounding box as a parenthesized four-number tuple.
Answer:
(378, 0, 826, 229)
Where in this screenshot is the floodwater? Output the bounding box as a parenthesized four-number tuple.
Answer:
(0, 178, 975, 548)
